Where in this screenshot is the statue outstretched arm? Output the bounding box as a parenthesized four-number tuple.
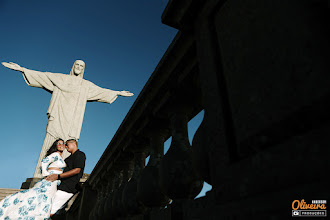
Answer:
(87, 82, 134, 104)
(2, 61, 55, 92)
(117, 90, 134, 97)
(2, 62, 24, 72)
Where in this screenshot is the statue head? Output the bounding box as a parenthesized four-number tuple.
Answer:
(70, 60, 85, 78)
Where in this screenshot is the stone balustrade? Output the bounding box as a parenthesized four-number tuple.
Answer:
(62, 0, 330, 219)
(63, 28, 204, 219)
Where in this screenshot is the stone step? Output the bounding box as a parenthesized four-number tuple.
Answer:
(0, 188, 22, 201)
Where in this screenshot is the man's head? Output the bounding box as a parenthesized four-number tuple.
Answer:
(70, 60, 85, 78)
(65, 139, 78, 154)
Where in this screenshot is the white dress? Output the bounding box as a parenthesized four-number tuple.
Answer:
(0, 152, 66, 220)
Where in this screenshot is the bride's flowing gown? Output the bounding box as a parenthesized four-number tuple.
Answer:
(0, 152, 66, 220)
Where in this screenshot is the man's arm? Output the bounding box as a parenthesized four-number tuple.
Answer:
(45, 168, 81, 182)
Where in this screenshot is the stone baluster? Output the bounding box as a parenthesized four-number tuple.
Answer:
(159, 105, 203, 200)
(89, 181, 101, 220)
(137, 126, 171, 207)
(92, 179, 108, 220)
(96, 180, 108, 219)
(76, 184, 97, 220)
(101, 173, 114, 219)
(122, 148, 148, 216)
(104, 168, 124, 219)
(111, 152, 135, 219)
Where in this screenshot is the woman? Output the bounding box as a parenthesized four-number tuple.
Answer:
(0, 139, 66, 220)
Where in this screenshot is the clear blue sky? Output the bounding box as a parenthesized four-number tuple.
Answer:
(0, 0, 210, 198)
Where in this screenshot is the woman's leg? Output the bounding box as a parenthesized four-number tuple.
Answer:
(50, 190, 74, 215)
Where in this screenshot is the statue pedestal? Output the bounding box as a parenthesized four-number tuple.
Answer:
(21, 177, 41, 189)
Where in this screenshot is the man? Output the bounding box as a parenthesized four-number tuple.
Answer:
(2, 60, 133, 178)
(46, 139, 86, 216)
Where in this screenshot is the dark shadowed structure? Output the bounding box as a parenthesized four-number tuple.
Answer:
(53, 0, 330, 219)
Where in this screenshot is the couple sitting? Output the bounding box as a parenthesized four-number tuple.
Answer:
(0, 139, 86, 219)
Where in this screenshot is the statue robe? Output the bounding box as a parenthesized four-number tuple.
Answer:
(22, 68, 118, 141)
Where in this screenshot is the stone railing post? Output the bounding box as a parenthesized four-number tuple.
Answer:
(76, 184, 97, 220)
(101, 173, 115, 219)
(111, 152, 135, 219)
(122, 148, 148, 216)
(89, 181, 101, 220)
(104, 168, 124, 219)
(95, 179, 108, 219)
(159, 105, 203, 200)
(137, 126, 171, 208)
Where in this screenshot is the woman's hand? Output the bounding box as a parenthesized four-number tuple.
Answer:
(2, 62, 24, 72)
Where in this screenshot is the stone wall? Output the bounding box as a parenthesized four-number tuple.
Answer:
(61, 0, 330, 219)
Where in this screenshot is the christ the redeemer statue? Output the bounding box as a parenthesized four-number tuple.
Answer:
(2, 60, 134, 178)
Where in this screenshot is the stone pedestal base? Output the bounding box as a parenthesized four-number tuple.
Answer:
(21, 177, 42, 189)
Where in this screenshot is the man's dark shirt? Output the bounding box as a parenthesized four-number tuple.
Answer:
(58, 149, 86, 194)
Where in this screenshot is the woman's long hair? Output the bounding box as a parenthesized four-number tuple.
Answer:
(45, 139, 64, 158)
